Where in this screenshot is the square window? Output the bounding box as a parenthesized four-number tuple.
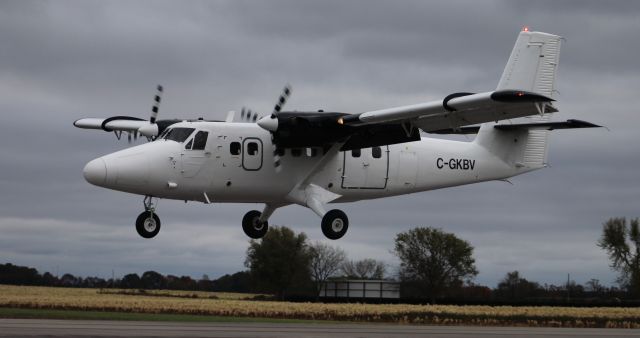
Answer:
(247, 142, 259, 155)
(352, 149, 361, 158)
(230, 142, 241, 155)
(372, 146, 382, 159)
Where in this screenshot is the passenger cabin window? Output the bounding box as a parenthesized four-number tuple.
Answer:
(230, 142, 241, 155)
(164, 128, 195, 143)
(352, 149, 361, 158)
(372, 146, 382, 159)
(192, 131, 208, 150)
(247, 142, 259, 155)
(306, 148, 318, 157)
(275, 148, 285, 157)
(291, 148, 302, 157)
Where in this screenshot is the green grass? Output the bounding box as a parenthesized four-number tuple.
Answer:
(0, 307, 340, 324)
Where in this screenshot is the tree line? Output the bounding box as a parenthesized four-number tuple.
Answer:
(1, 217, 638, 305)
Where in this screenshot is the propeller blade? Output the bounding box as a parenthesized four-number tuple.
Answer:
(272, 84, 292, 118)
(258, 84, 292, 132)
(273, 148, 282, 173)
(150, 85, 163, 124)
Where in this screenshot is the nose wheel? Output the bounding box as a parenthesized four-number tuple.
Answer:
(136, 196, 161, 239)
(321, 209, 348, 240)
(136, 211, 161, 238)
(242, 210, 269, 239)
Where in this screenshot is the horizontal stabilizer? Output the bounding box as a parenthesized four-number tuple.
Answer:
(493, 119, 601, 131)
(430, 119, 600, 135)
(429, 126, 481, 135)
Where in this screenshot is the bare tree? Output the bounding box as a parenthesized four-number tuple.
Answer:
(586, 278, 604, 295)
(341, 259, 386, 279)
(598, 217, 640, 295)
(308, 242, 346, 299)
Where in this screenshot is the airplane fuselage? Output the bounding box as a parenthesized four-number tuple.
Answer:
(84, 120, 529, 206)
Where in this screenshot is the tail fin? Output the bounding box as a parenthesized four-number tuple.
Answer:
(497, 30, 562, 97)
(476, 30, 562, 170)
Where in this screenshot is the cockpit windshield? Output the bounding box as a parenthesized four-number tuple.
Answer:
(159, 127, 195, 143)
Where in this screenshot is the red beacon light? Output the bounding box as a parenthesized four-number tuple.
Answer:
(522, 26, 530, 32)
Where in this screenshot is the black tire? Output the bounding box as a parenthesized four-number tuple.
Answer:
(136, 211, 161, 239)
(321, 209, 348, 240)
(242, 210, 269, 239)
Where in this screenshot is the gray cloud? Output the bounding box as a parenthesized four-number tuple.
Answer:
(0, 0, 638, 287)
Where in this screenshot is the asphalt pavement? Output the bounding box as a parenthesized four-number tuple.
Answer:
(1, 319, 640, 337)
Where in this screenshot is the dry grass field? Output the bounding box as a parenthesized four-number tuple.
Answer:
(1, 285, 639, 328)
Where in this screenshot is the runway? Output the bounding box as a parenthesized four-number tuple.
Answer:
(1, 319, 639, 337)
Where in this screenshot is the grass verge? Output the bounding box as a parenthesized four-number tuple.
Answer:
(0, 307, 335, 324)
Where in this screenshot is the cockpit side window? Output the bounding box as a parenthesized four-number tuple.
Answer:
(164, 128, 195, 143)
(156, 128, 170, 140)
(192, 131, 208, 150)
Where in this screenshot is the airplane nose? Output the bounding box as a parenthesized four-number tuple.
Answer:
(83, 158, 107, 186)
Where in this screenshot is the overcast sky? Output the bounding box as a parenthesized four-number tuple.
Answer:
(1, 0, 639, 288)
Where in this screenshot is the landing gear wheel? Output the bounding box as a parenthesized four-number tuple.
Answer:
(242, 210, 269, 239)
(321, 209, 348, 240)
(136, 211, 161, 239)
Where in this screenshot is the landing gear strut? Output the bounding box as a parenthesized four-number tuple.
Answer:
(242, 210, 268, 239)
(321, 209, 349, 240)
(136, 196, 161, 239)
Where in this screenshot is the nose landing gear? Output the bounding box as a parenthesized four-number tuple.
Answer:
(136, 196, 161, 239)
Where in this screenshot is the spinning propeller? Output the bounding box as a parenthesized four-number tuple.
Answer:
(240, 107, 259, 122)
(257, 84, 290, 132)
(137, 85, 164, 140)
(259, 85, 292, 172)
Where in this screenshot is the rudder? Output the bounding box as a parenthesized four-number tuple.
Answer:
(477, 30, 563, 170)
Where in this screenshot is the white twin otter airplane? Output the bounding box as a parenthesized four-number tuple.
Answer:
(75, 30, 599, 240)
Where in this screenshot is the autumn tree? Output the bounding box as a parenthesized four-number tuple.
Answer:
(394, 227, 478, 301)
(598, 217, 640, 295)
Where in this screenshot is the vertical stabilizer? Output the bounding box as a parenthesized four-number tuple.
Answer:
(477, 30, 562, 170)
(497, 30, 562, 98)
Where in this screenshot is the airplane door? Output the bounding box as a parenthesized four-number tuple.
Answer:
(398, 150, 417, 188)
(242, 138, 263, 171)
(181, 131, 211, 178)
(341, 146, 388, 189)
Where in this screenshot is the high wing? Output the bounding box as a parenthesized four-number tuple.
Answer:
(342, 89, 556, 131)
(261, 89, 555, 151)
(257, 30, 584, 150)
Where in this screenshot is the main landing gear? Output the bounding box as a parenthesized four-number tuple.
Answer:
(242, 210, 269, 239)
(136, 196, 161, 239)
(321, 209, 349, 240)
(240, 204, 349, 240)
